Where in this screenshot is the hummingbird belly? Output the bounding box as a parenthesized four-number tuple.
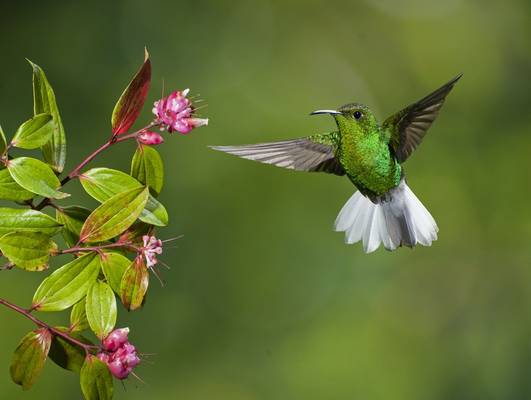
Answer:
(340, 142, 402, 199)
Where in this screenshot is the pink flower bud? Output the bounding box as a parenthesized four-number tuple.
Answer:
(108, 359, 129, 380)
(137, 130, 164, 145)
(102, 328, 129, 352)
(152, 89, 208, 134)
(98, 327, 141, 380)
(97, 352, 110, 363)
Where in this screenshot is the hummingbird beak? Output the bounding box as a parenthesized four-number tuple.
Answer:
(310, 109, 341, 116)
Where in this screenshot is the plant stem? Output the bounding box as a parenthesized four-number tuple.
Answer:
(62, 128, 150, 185)
(0, 298, 97, 353)
(61, 140, 113, 186)
(59, 242, 138, 255)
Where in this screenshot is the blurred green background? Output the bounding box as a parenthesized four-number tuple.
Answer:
(1, 0, 531, 398)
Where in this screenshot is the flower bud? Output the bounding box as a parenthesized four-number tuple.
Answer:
(102, 327, 129, 352)
(137, 130, 164, 145)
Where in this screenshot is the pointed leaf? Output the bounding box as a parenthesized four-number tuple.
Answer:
(11, 113, 54, 149)
(112, 49, 151, 135)
(32, 252, 101, 311)
(79, 186, 149, 243)
(101, 251, 130, 294)
(49, 327, 92, 373)
(120, 257, 149, 311)
(0, 168, 34, 201)
(29, 60, 66, 173)
(56, 206, 92, 247)
(80, 355, 113, 400)
(0, 207, 62, 236)
(0, 125, 8, 154)
(0, 232, 56, 271)
(7, 157, 69, 199)
(131, 145, 164, 196)
(80, 168, 168, 226)
(85, 281, 117, 339)
(70, 298, 90, 332)
(10, 328, 52, 390)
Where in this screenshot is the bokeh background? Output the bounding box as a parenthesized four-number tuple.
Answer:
(1, 0, 531, 398)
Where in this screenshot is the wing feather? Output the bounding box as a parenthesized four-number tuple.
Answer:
(384, 74, 462, 163)
(210, 136, 345, 175)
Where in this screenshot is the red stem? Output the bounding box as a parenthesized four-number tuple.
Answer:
(59, 242, 139, 255)
(62, 130, 140, 186)
(0, 298, 97, 353)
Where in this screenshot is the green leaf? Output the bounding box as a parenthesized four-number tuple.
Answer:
(0, 232, 56, 271)
(0, 168, 34, 201)
(56, 206, 92, 247)
(120, 257, 149, 311)
(32, 252, 101, 311)
(79, 186, 149, 243)
(70, 298, 90, 332)
(7, 157, 69, 199)
(131, 145, 164, 196)
(10, 328, 52, 390)
(101, 251, 130, 294)
(11, 113, 54, 149)
(111, 49, 151, 135)
(0, 125, 7, 154)
(80, 167, 168, 226)
(85, 281, 117, 339)
(0, 207, 62, 236)
(80, 355, 113, 400)
(49, 327, 91, 373)
(29, 60, 66, 173)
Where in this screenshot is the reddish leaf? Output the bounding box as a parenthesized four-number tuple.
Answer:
(111, 48, 151, 135)
(120, 257, 149, 311)
(10, 328, 52, 390)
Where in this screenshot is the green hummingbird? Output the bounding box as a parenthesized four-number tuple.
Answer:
(211, 74, 461, 252)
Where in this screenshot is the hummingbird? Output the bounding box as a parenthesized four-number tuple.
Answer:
(210, 74, 461, 253)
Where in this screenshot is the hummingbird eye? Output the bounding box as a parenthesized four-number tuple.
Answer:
(353, 111, 363, 120)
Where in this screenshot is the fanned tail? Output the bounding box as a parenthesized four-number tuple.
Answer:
(334, 179, 438, 253)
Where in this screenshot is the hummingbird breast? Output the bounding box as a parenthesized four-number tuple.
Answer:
(338, 132, 402, 198)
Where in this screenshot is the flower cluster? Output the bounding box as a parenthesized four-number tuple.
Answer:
(152, 89, 208, 134)
(97, 328, 140, 380)
(141, 235, 163, 268)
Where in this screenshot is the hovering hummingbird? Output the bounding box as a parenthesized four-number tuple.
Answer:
(211, 75, 461, 253)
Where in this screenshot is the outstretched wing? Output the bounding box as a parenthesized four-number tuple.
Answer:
(383, 74, 462, 163)
(210, 133, 345, 175)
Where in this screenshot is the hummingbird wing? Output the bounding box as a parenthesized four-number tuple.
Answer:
(383, 74, 462, 163)
(210, 133, 345, 175)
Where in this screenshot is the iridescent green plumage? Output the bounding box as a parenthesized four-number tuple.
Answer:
(307, 74, 462, 199)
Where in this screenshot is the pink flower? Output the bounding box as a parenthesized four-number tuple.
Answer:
(97, 328, 141, 380)
(137, 130, 164, 145)
(142, 235, 163, 268)
(152, 89, 208, 134)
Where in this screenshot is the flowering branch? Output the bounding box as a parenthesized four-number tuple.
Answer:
(0, 50, 208, 398)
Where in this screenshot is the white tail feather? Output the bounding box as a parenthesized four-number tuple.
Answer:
(334, 180, 438, 253)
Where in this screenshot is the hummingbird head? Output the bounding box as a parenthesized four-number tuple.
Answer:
(311, 103, 377, 136)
